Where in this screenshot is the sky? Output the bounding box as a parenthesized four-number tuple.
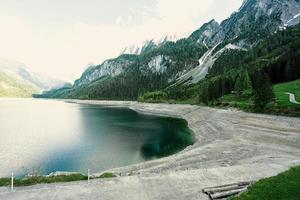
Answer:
(0, 0, 243, 82)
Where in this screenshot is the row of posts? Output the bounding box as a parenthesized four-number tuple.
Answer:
(10, 169, 91, 192)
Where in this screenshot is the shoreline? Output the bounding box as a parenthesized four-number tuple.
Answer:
(1, 99, 300, 199)
(63, 100, 300, 176)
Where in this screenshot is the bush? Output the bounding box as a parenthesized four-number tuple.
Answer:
(138, 91, 168, 102)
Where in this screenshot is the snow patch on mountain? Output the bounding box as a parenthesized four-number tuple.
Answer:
(285, 12, 300, 26)
(173, 44, 247, 85)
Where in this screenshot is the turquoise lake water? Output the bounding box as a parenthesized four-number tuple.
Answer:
(0, 99, 194, 177)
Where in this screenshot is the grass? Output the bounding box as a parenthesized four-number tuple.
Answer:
(216, 90, 254, 111)
(0, 172, 117, 187)
(213, 80, 300, 116)
(98, 172, 117, 178)
(0, 174, 88, 187)
(273, 79, 300, 108)
(230, 166, 300, 200)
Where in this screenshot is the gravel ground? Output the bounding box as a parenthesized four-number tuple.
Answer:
(1, 100, 299, 200)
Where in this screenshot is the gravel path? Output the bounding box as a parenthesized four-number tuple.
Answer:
(1, 100, 300, 200)
(285, 92, 300, 104)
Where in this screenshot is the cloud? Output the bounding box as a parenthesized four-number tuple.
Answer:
(0, 0, 243, 82)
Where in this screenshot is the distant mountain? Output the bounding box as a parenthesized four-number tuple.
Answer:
(40, 0, 300, 100)
(0, 58, 69, 97)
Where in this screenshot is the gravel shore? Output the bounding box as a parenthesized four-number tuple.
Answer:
(1, 100, 300, 200)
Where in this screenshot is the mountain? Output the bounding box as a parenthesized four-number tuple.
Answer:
(74, 55, 138, 88)
(40, 0, 300, 101)
(0, 58, 69, 97)
(121, 35, 180, 55)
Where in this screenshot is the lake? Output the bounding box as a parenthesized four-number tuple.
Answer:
(0, 99, 194, 177)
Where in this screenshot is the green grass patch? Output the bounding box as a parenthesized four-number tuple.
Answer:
(0, 174, 87, 187)
(0, 178, 10, 187)
(138, 80, 300, 117)
(98, 172, 117, 178)
(273, 79, 300, 108)
(213, 81, 300, 116)
(215, 90, 254, 111)
(230, 166, 300, 200)
(0, 172, 117, 187)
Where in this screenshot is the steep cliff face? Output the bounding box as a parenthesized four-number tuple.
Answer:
(144, 55, 172, 75)
(189, 20, 221, 47)
(190, 0, 300, 47)
(74, 55, 138, 87)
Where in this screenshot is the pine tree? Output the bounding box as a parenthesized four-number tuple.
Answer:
(253, 72, 275, 110)
(234, 70, 252, 92)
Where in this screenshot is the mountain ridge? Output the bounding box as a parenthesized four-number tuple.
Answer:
(39, 0, 300, 101)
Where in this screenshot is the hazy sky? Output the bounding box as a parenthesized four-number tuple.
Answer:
(0, 0, 243, 82)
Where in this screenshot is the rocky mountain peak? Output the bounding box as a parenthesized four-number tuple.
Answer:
(189, 19, 220, 47)
(190, 0, 300, 47)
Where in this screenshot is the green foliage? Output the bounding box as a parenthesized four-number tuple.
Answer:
(0, 174, 88, 187)
(253, 72, 275, 110)
(0, 178, 10, 187)
(138, 91, 168, 103)
(234, 70, 252, 92)
(230, 166, 300, 200)
(217, 90, 254, 110)
(198, 81, 210, 104)
(98, 172, 117, 178)
(208, 50, 247, 77)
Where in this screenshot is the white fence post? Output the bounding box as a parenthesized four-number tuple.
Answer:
(88, 169, 90, 185)
(11, 172, 14, 192)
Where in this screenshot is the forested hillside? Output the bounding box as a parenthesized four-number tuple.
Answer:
(140, 25, 300, 113)
(38, 39, 207, 100)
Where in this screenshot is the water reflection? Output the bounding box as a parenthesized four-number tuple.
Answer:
(0, 99, 194, 177)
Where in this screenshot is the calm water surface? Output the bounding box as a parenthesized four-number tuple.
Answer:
(0, 99, 194, 177)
